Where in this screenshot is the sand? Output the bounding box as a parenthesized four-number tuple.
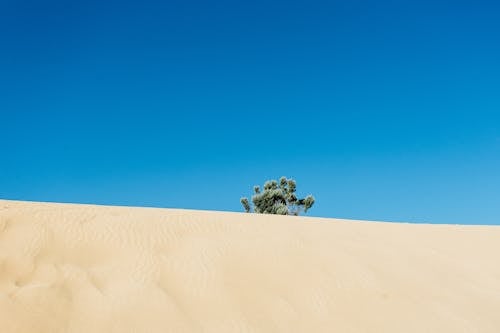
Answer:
(0, 199, 499, 332)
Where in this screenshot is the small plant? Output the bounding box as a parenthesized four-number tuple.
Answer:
(240, 176, 315, 215)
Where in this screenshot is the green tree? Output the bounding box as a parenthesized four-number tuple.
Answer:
(240, 176, 315, 215)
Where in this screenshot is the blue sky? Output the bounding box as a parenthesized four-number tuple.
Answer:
(1, 0, 499, 224)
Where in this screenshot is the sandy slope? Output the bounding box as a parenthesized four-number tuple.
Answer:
(0, 200, 499, 332)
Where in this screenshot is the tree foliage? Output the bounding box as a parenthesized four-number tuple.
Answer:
(240, 176, 315, 215)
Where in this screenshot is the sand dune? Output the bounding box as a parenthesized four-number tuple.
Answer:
(0, 199, 499, 332)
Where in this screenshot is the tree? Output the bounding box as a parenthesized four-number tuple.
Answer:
(240, 176, 315, 215)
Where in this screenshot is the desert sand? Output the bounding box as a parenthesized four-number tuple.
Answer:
(1, 199, 499, 332)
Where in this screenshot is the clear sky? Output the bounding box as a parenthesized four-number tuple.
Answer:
(1, 0, 499, 224)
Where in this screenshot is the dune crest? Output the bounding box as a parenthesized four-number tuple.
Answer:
(0, 199, 499, 332)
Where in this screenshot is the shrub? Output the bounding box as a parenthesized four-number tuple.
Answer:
(240, 176, 315, 215)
